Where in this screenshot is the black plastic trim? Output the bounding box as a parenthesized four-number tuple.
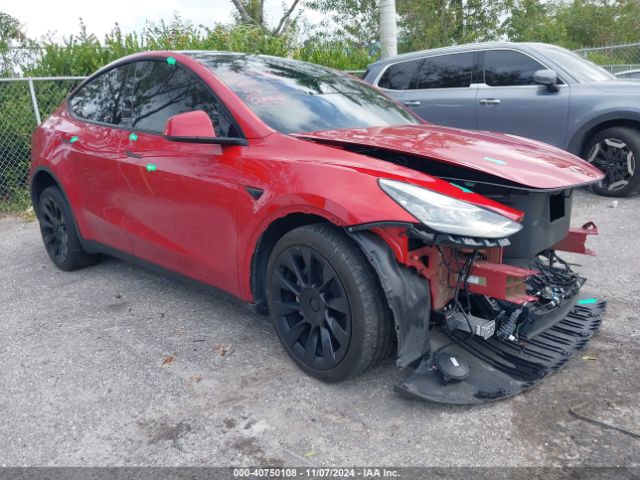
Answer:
(244, 186, 264, 200)
(347, 230, 431, 367)
(397, 299, 605, 404)
(82, 240, 246, 307)
(164, 135, 248, 146)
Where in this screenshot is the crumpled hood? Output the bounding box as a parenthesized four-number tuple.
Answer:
(297, 124, 604, 189)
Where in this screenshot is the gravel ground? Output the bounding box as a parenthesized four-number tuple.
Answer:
(0, 190, 638, 468)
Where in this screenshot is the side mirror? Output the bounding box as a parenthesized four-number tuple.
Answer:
(533, 69, 558, 91)
(163, 110, 248, 146)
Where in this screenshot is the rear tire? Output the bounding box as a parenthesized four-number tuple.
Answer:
(583, 127, 640, 197)
(266, 223, 393, 382)
(37, 186, 97, 271)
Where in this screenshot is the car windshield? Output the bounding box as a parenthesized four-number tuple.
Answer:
(538, 46, 616, 83)
(186, 53, 422, 134)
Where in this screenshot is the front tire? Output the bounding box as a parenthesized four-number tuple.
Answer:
(583, 127, 640, 197)
(37, 186, 97, 271)
(266, 223, 393, 382)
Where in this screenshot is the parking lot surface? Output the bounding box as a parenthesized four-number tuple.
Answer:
(0, 190, 639, 467)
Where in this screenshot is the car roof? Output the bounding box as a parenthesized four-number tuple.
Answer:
(368, 41, 558, 67)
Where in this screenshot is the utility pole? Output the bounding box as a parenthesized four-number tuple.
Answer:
(379, 0, 398, 59)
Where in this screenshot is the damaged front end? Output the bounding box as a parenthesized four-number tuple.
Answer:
(347, 190, 605, 404)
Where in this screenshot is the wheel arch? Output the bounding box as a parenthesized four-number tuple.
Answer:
(30, 167, 61, 211)
(250, 212, 332, 314)
(568, 113, 640, 156)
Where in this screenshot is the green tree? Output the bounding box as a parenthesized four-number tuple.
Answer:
(397, 0, 511, 52)
(504, 0, 640, 49)
(502, 0, 568, 45)
(307, 0, 380, 49)
(230, 0, 302, 35)
(0, 12, 38, 77)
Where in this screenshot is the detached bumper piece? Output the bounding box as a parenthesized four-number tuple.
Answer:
(397, 300, 605, 404)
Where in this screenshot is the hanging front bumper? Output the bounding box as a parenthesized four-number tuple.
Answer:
(397, 299, 606, 404)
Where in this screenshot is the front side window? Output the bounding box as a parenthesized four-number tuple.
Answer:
(69, 65, 131, 125)
(377, 58, 423, 90)
(416, 53, 474, 89)
(131, 61, 236, 136)
(483, 50, 546, 87)
(538, 46, 615, 83)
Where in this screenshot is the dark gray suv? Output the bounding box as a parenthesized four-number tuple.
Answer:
(364, 42, 640, 197)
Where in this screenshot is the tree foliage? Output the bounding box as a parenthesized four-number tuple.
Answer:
(0, 12, 39, 77)
(2, 1, 640, 76)
(306, 0, 380, 49)
(398, 0, 510, 51)
(307, 0, 640, 54)
(230, 0, 302, 35)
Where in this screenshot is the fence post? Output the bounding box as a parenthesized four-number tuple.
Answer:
(27, 78, 42, 125)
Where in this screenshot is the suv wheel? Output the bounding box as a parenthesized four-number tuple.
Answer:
(583, 127, 640, 197)
(38, 186, 97, 271)
(265, 223, 393, 382)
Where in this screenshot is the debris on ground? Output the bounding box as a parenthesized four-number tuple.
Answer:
(609, 200, 619, 208)
(188, 375, 203, 386)
(161, 355, 175, 366)
(214, 344, 233, 357)
(570, 402, 640, 439)
(581, 355, 598, 361)
(20, 206, 36, 222)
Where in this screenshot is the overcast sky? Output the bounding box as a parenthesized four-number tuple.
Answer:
(3, 0, 321, 42)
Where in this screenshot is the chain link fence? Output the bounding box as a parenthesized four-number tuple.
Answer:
(575, 42, 640, 74)
(0, 77, 85, 211)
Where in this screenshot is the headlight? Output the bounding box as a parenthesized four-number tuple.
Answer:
(379, 179, 522, 239)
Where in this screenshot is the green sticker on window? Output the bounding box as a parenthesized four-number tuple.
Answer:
(450, 182, 473, 193)
(70, 136, 79, 143)
(166, 56, 177, 66)
(129, 132, 138, 141)
(577, 298, 598, 305)
(146, 163, 157, 172)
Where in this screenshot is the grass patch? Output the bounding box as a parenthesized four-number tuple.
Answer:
(0, 189, 32, 216)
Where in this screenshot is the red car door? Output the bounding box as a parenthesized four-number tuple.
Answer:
(64, 64, 133, 253)
(118, 60, 244, 291)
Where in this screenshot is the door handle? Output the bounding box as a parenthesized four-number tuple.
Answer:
(479, 98, 501, 105)
(125, 150, 142, 159)
(403, 100, 421, 106)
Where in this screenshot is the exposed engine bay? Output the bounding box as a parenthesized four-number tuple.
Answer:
(338, 144, 606, 404)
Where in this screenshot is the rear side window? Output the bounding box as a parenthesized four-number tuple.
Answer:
(131, 60, 237, 136)
(377, 58, 422, 90)
(416, 53, 474, 89)
(483, 50, 545, 86)
(69, 65, 131, 125)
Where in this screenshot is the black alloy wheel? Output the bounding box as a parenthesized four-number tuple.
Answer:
(37, 186, 97, 271)
(266, 223, 393, 382)
(584, 127, 640, 197)
(40, 195, 70, 264)
(270, 245, 352, 371)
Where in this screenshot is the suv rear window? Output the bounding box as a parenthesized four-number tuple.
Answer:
(483, 50, 545, 86)
(377, 58, 422, 90)
(416, 53, 474, 89)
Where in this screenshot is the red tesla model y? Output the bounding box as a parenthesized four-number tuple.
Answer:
(30, 51, 606, 403)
